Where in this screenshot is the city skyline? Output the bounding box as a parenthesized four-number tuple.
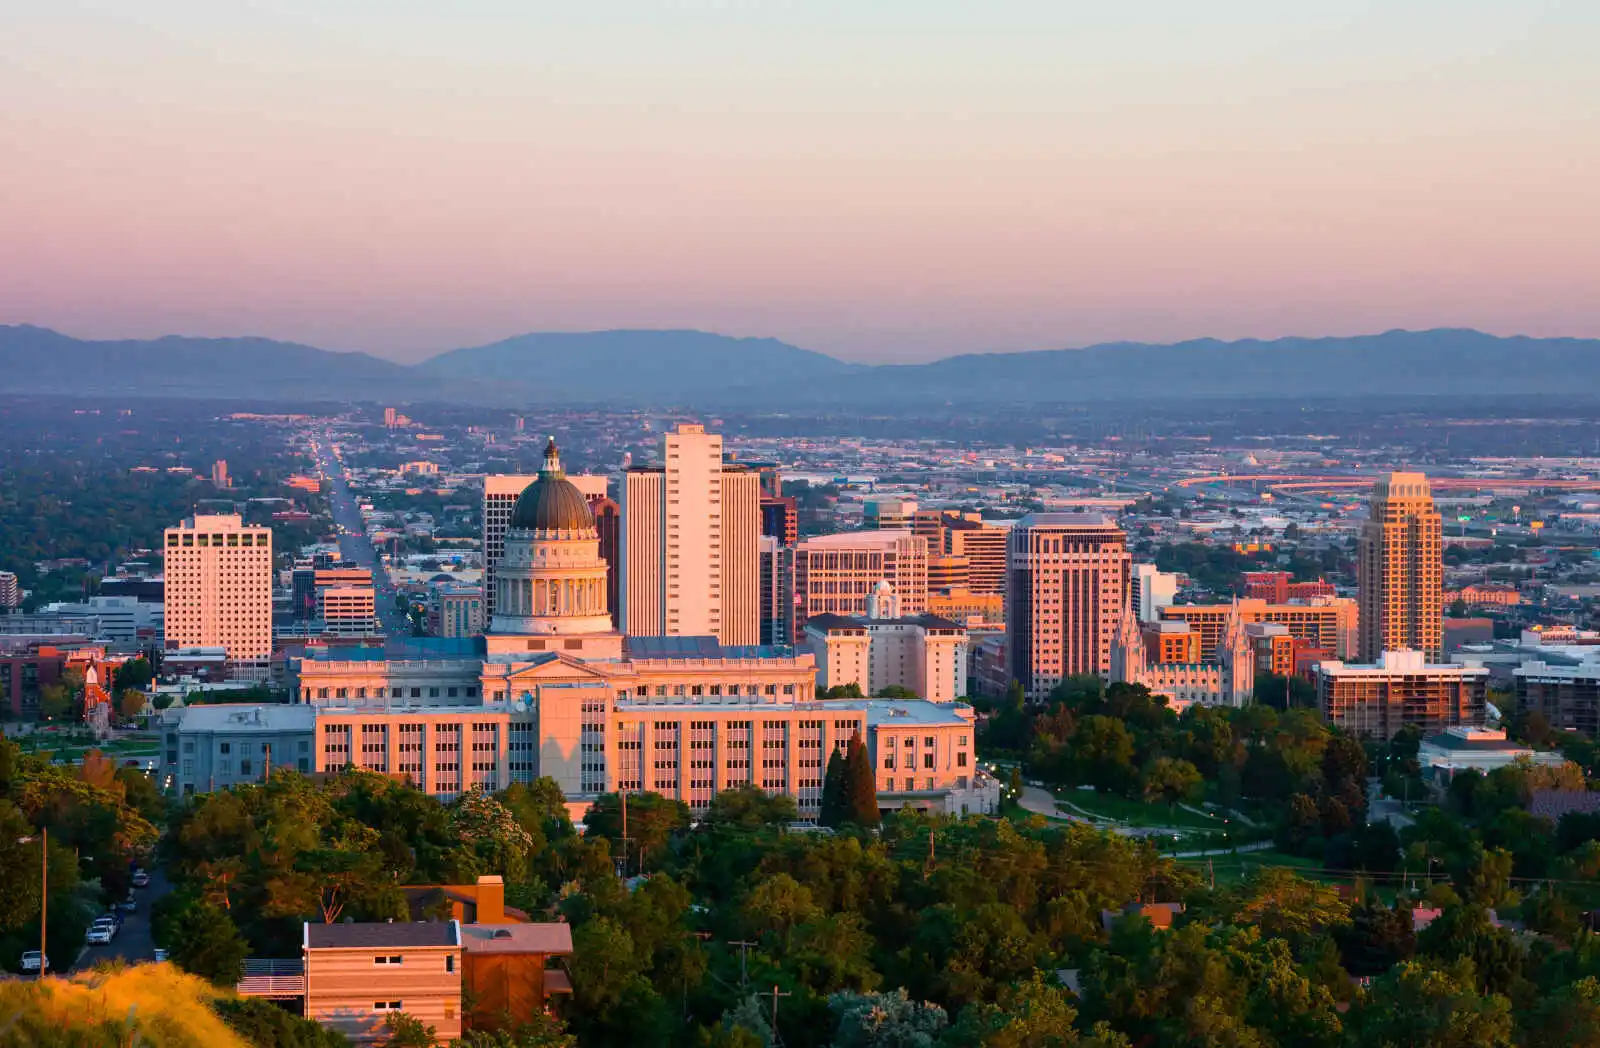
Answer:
(5, 2, 1599, 362)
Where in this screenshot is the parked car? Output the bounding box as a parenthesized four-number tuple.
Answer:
(153, 949, 168, 963)
(20, 950, 48, 973)
(116, 896, 137, 914)
(86, 921, 114, 946)
(131, 870, 150, 888)
(103, 910, 124, 928)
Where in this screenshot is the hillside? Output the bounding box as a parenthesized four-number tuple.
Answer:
(0, 325, 482, 405)
(0, 964, 255, 1048)
(417, 329, 856, 403)
(2, 324, 1595, 406)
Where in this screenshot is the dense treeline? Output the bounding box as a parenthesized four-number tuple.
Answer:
(0, 739, 163, 970)
(143, 755, 1600, 1048)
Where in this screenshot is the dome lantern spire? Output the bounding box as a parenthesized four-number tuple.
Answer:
(543, 436, 563, 477)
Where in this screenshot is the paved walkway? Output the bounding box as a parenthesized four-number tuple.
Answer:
(1017, 787, 1233, 840)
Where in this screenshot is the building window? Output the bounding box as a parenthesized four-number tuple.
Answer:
(373, 1001, 404, 1011)
(446, 955, 455, 973)
(219, 742, 231, 755)
(374, 955, 403, 965)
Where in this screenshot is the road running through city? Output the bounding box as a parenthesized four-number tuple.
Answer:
(310, 432, 411, 638)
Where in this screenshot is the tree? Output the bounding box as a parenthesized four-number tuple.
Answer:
(568, 916, 647, 1014)
(213, 997, 352, 1048)
(742, 872, 819, 953)
(112, 657, 154, 693)
(874, 685, 919, 700)
(822, 683, 864, 699)
(1353, 959, 1513, 1048)
(843, 732, 879, 827)
(945, 972, 1130, 1048)
(1140, 757, 1202, 809)
(1229, 868, 1351, 941)
(118, 688, 146, 721)
(38, 682, 72, 721)
(1523, 976, 1600, 1048)
(158, 895, 250, 985)
(383, 1012, 437, 1048)
(450, 1018, 577, 1048)
(707, 784, 798, 829)
(820, 748, 847, 828)
(829, 989, 948, 1048)
(583, 792, 689, 874)
(714, 996, 774, 1048)
(1337, 899, 1416, 977)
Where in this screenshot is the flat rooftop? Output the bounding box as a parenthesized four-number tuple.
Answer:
(177, 704, 316, 733)
(306, 922, 460, 950)
(460, 923, 573, 955)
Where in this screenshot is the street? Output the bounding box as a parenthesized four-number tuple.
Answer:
(311, 433, 410, 638)
(72, 868, 170, 972)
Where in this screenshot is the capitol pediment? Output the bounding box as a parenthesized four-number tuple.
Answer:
(493, 651, 620, 686)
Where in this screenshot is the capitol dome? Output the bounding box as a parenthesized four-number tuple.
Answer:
(510, 438, 595, 533)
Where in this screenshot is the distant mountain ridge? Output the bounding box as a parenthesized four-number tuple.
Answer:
(0, 324, 1595, 406)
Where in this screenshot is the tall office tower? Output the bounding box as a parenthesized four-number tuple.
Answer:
(163, 514, 273, 661)
(864, 498, 917, 530)
(1358, 472, 1443, 661)
(792, 531, 929, 634)
(912, 509, 949, 552)
(761, 496, 799, 546)
(1007, 514, 1130, 700)
(384, 407, 397, 427)
(482, 466, 607, 621)
(1130, 563, 1178, 622)
(514, 416, 525, 433)
(620, 424, 760, 646)
(928, 555, 970, 593)
(211, 460, 229, 488)
(946, 516, 1008, 595)
(744, 461, 784, 499)
(0, 571, 19, 610)
(758, 535, 794, 646)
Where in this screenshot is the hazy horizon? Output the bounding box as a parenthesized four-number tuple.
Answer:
(9, 319, 1600, 369)
(5, 1, 1598, 363)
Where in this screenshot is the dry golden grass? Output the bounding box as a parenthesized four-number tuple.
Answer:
(0, 962, 253, 1047)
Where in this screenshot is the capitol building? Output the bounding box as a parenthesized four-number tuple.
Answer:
(167, 441, 997, 820)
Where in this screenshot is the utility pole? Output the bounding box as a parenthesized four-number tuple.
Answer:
(727, 940, 757, 988)
(620, 790, 629, 877)
(925, 828, 936, 881)
(765, 984, 791, 1040)
(264, 743, 271, 783)
(39, 827, 47, 979)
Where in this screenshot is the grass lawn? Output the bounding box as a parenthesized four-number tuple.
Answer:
(1054, 789, 1227, 831)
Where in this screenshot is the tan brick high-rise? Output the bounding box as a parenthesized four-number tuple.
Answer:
(1007, 514, 1130, 700)
(1358, 472, 1443, 661)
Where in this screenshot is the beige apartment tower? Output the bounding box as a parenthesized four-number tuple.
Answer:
(620, 424, 759, 646)
(1007, 514, 1130, 700)
(1358, 472, 1443, 661)
(163, 514, 273, 659)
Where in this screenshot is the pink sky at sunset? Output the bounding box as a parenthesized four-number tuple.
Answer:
(2, 1, 1597, 363)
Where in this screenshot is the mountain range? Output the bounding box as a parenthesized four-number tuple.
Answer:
(1, 324, 1595, 407)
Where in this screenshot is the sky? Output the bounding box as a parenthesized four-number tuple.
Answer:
(2, 1, 1598, 364)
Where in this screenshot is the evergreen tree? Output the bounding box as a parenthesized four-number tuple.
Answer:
(843, 731, 879, 827)
(820, 748, 846, 827)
